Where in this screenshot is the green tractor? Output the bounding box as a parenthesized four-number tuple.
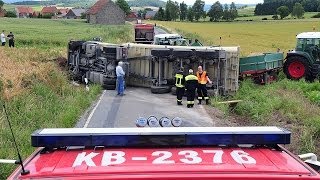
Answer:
(284, 32, 320, 81)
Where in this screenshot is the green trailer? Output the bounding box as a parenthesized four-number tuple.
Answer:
(239, 52, 284, 84)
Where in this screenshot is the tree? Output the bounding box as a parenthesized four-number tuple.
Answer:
(155, 7, 165, 20)
(116, 0, 131, 15)
(229, 2, 238, 20)
(208, 1, 223, 21)
(277, 6, 290, 19)
(317, 4, 320, 12)
(165, 0, 179, 21)
(192, 0, 205, 21)
(5, 11, 17, 18)
(272, 14, 279, 19)
(187, 6, 194, 21)
(180, 1, 188, 21)
(0, 0, 4, 8)
(292, 3, 305, 18)
(222, 4, 230, 21)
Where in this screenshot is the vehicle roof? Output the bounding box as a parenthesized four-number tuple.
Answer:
(154, 34, 182, 39)
(10, 146, 320, 180)
(296, 32, 320, 39)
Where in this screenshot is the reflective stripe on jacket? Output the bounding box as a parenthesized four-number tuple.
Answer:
(175, 73, 185, 88)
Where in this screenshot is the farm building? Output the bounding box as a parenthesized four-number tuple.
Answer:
(57, 8, 69, 18)
(66, 8, 86, 19)
(41, 6, 58, 16)
(15, 6, 34, 18)
(86, 0, 125, 25)
(145, 10, 157, 20)
(0, 8, 6, 17)
(126, 11, 138, 21)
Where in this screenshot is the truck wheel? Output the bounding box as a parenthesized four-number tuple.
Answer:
(151, 86, 171, 94)
(284, 56, 314, 81)
(103, 84, 116, 90)
(103, 78, 116, 85)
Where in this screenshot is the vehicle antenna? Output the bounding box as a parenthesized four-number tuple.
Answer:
(1, 102, 30, 175)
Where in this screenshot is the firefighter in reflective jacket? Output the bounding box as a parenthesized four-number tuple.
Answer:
(196, 66, 212, 105)
(175, 68, 185, 105)
(185, 69, 198, 108)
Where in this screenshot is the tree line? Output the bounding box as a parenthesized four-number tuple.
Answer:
(255, 0, 320, 15)
(153, 0, 238, 22)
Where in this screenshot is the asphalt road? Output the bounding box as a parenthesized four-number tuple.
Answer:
(154, 26, 168, 35)
(76, 87, 214, 128)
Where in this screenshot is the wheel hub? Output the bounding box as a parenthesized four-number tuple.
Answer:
(288, 61, 305, 79)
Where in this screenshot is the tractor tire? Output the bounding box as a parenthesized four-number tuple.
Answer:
(103, 78, 116, 85)
(103, 84, 116, 90)
(171, 86, 177, 95)
(151, 86, 171, 94)
(283, 56, 315, 81)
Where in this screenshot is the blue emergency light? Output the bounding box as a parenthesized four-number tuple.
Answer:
(31, 127, 291, 148)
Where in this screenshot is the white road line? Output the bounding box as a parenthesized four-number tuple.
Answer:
(132, 157, 148, 161)
(83, 90, 106, 128)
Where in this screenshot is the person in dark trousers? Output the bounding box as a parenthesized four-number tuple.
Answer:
(7, 32, 14, 48)
(196, 66, 212, 105)
(185, 69, 198, 108)
(175, 68, 185, 105)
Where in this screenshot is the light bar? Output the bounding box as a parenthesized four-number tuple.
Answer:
(31, 127, 291, 148)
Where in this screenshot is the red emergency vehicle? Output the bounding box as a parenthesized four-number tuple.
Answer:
(7, 126, 320, 180)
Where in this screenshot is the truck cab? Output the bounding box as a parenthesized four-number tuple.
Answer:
(153, 34, 190, 46)
(134, 24, 155, 44)
(7, 125, 320, 180)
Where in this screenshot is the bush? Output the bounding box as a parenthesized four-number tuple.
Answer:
(272, 15, 278, 20)
(311, 13, 320, 18)
(262, 17, 268, 20)
(5, 11, 17, 18)
(42, 14, 53, 19)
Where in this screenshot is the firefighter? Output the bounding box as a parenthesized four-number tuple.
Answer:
(175, 68, 185, 105)
(196, 66, 212, 105)
(185, 69, 198, 108)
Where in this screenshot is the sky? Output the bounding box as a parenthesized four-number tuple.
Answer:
(172, 0, 263, 5)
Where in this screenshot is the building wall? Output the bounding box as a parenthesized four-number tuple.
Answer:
(94, 2, 125, 25)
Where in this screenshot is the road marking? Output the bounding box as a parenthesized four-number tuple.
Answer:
(132, 157, 147, 161)
(83, 90, 106, 128)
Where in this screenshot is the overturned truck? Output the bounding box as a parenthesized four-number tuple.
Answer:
(68, 41, 240, 96)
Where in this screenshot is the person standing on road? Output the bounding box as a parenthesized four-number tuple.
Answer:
(185, 69, 198, 108)
(7, 32, 14, 48)
(116, 61, 125, 96)
(1, 30, 6, 46)
(175, 68, 185, 106)
(196, 66, 212, 105)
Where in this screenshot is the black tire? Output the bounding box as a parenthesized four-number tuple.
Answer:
(103, 84, 116, 90)
(283, 56, 315, 81)
(151, 86, 171, 94)
(171, 86, 177, 95)
(151, 49, 172, 57)
(103, 78, 116, 85)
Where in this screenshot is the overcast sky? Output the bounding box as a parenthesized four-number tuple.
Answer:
(172, 0, 263, 5)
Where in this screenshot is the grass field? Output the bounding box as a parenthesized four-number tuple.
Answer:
(0, 18, 133, 179)
(153, 20, 320, 56)
(1, 18, 133, 49)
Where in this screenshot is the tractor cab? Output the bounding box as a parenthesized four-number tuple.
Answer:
(283, 32, 320, 81)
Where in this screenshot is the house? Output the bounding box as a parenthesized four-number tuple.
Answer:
(41, 6, 58, 16)
(0, 8, 6, 17)
(15, 6, 34, 18)
(126, 11, 138, 21)
(57, 8, 69, 18)
(66, 8, 86, 19)
(145, 11, 157, 20)
(86, 0, 125, 25)
(33, 11, 40, 18)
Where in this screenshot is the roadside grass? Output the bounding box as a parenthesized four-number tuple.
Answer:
(152, 20, 320, 56)
(0, 18, 133, 178)
(0, 18, 133, 49)
(213, 78, 320, 155)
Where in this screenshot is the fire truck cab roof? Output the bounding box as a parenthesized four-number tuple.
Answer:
(8, 127, 320, 180)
